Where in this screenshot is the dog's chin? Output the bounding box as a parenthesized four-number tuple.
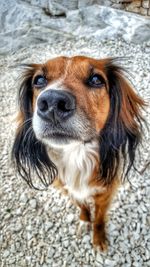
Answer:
(32, 114, 96, 148)
(35, 131, 80, 148)
(45, 137, 80, 149)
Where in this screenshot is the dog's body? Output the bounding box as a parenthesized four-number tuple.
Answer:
(12, 56, 145, 250)
(49, 140, 118, 251)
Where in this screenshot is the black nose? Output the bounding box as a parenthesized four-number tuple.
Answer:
(37, 90, 76, 123)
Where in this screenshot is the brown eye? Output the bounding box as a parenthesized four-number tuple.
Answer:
(33, 75, 47, 88)
(88, 74, 105, 88)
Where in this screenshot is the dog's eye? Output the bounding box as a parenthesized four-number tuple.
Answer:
(88, 74, 105, 88)
(33, 75, 47, 88)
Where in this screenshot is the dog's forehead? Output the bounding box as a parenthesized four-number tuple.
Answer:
(44, 56, 106, 77)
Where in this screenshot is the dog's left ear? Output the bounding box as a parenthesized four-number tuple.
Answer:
(12, 65, 57, 189)
(99, 59, 146, 184)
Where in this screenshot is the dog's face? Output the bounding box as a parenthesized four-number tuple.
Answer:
(12, 56, 145, 188)
(32, 56, 110, 146)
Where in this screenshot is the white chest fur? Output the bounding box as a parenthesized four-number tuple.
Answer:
(48, 141, 105, 203)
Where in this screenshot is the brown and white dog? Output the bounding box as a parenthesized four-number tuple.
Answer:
(12, 56, 145, 250)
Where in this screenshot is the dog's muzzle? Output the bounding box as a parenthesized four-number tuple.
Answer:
(37, 90, 76, 123)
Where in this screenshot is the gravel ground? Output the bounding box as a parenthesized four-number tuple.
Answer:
(0, 38, 150, 267)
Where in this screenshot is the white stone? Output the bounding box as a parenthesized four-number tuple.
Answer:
(109, 222, 116, 232)
(42, 264, 49, 267)
(9, 258, 16, 264)
(82, 234, 90, 243)
(20, 193, 28, 203)
(51, 206, 60, 213)
(96, 253, 104, 264)
(27, 232, 33, 241)
(45, 222, 53, 231)
(16, 208, 22, 215)
(69, 227, 76, 235)
(0, 235, 3, 244)
(29, 199, 37, 209)
(3, 250, 10, 258)
(105, 259, 117, 266)
(66, 214, 74, 223)
(14, 223, 22, 232)
(5, 213, 11, 220)
(10, 244, 16, 253)
(47, 248, 55, 258)
(63, 240, 69, 248)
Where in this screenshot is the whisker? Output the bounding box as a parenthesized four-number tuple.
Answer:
(22, 126, 33, 143)
(17, 118, 32, 130)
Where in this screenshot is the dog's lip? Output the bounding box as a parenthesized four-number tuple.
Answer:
(42, 130, 77, 140)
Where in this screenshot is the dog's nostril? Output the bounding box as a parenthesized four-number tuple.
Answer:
(38, 100, 48, 112)
(57, 100, 70, 112)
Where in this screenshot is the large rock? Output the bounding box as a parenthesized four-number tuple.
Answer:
(65, 5, 150, 43)
(0, 0, 150, 55)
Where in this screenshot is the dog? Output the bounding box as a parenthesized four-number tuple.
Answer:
(12, 56, 145, 250)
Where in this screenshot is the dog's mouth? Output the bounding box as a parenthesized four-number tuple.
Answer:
(43, 131, 77, 141)
(33, 111, 97, 145)
(34, 121, 80, 145)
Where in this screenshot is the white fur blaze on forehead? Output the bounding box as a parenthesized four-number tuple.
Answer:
(45, 79, 68, 91)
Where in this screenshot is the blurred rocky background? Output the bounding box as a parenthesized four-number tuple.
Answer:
(0, 0, 150, 55)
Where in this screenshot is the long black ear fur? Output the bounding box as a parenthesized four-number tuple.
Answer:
(12, 66, 57, 189)
(99, 59, 145, 184)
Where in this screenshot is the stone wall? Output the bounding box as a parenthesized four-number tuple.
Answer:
(110, 0, 150, 16)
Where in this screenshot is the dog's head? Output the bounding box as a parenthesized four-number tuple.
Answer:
(12, 56, 145, 188)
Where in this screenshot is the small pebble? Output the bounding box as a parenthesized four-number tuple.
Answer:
(3, 250, 10, 258)
(20, 193, 28, 204)
(14, 223, 22, 232)
(29, 199, 37, 209)
(82, 234, 90, 244)
(66, 214, 74, 223)
(105, 259, 116, 266)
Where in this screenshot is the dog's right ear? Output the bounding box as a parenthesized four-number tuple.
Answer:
(12, 65, 57, 189)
